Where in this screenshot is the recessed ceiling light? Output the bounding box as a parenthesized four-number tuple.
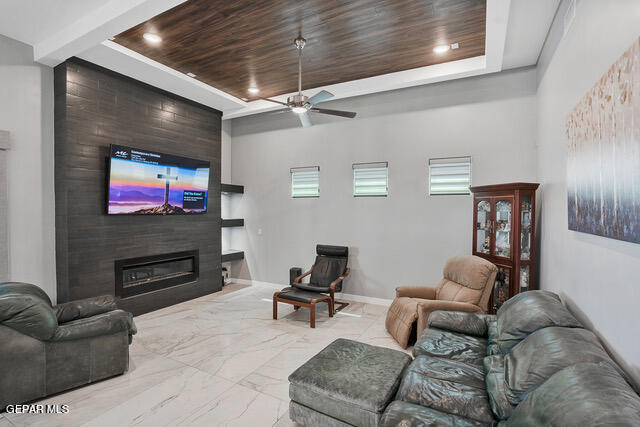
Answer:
(450, 43, 459, 50)
(241, 97, 249, 101)
(186, 72, 197, 78)
(248, 87, 260, 94)
(143, 33, 162, 44)
(433, 44, 451, 54)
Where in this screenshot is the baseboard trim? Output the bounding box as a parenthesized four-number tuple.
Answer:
(230, 278, 393, 306)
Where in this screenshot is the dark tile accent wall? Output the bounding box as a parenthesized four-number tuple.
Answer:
(54, 58, 222, 315)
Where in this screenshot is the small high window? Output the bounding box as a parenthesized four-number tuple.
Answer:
(291, 166, 320, 198)
(429, 156, 472, 195)
(353, 162, 388, 197)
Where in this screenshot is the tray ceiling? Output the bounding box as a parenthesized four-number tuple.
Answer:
(114, 0, 486, 100)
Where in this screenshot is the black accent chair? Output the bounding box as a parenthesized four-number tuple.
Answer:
(273, 245, 349, 328)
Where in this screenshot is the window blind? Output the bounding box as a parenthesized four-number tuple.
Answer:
(353, 162, 388, 197)
(291, 166, 320, 198)
(429, 157, 472, 195)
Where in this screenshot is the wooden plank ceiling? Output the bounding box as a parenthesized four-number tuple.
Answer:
(115, 0, 486, 101)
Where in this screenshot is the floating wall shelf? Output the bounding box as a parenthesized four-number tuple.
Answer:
(221, 249, 245, 262)
(221, 218, 244, 227)
(221, 183, 244, 194)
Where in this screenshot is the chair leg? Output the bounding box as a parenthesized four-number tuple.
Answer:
(294, 306, 300, 311)
(273, 298, 278, 320)
(328, 299, 334, 317)
(310, 302, 316, 328)
(334, 300, 349, 313)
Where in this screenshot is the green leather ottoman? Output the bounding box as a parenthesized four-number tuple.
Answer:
(288, 338, 412, 427)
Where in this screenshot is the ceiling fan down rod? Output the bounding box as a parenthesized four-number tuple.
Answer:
(298, 47, 302, 95)
(294, 36, 306, 96)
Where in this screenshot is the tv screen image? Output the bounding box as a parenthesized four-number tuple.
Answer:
(107, 144, 210, 215)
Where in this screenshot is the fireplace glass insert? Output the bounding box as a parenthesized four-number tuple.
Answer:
(115, 250, 199, 298)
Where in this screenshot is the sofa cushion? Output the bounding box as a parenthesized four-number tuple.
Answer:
(427, 311, 495, 337)
(395, 356, 495, 423)
(435, 255, 497, 308)
(504, 326, 615, 404)
(289, 338, 411, 427)
(441, 255, 496, 291)
(496, 290, 582, 353)
(380, 401, 488, 427)
(483, 354, 513, 420)
(414, 327, 487, 367)
(436, 279, 484, 306)
(487, 321, 500, 355)
(503, 362, 640, 426)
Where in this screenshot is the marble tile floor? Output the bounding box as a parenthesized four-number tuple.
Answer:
(4, 283, 409, 427)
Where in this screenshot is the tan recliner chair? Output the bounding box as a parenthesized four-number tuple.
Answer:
(385, 255, 498, 348)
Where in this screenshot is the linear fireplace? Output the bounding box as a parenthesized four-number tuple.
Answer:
(115, 250, 199, 298)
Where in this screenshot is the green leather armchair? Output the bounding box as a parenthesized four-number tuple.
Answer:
(0, 282, 136, 408)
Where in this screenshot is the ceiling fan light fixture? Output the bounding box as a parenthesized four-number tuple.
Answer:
(143, 33, 162, 44)
(248, 87, 260, 94)
(433, 44, 450, 54)
(291, 106, 307, 114)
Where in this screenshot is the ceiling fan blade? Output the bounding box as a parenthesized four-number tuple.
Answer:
(307, 90, 334, 105)
(309, 107, 356, 118)
(259, 97, 288, 106)
(298, 112, 312, 127)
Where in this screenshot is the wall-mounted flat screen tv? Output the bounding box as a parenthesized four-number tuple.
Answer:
(107, 144, 210, 215)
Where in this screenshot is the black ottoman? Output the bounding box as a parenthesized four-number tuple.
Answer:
(288, 338, 412, 426)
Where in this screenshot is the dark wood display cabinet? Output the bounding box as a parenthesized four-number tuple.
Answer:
(470, 182, 539, 312)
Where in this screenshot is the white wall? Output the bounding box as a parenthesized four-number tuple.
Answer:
(536, 0, 640, 384)
(221, 120, 233, 252)
(229, 68, 538, 298)
(0, 35, 56, 300)
(0, 131, 9, 280)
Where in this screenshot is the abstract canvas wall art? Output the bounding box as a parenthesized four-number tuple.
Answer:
(566, 38, 640, 243)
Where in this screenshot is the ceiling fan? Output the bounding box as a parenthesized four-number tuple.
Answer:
(259, 36, 357, 127)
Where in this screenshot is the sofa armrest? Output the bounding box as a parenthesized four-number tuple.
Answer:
(415, 300, 483, 338)
(395, 286, 437, 299)
(51, 309, 136, 342)
(54, 295, 118, 323)
(427, 310, 496, 337)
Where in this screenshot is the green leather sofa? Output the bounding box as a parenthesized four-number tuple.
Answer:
(0, 282, 137, 409)
(289, 290, 640, 426)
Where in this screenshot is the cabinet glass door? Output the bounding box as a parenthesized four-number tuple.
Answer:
(476, 200, 491, 254)
(494, 199, 512, 258)
(493, 266, 511, 311)
(520, 265, 530, 292)
(520, 195, 532, 260)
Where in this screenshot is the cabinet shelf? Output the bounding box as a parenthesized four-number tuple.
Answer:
(221, 219, 244, 227)
(221, 183, 244, 194)
(221, 249, 244, 262)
